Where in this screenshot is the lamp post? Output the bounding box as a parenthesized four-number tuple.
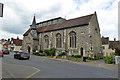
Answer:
(0, 3, 3, 17)
(0, 3, 3, 79)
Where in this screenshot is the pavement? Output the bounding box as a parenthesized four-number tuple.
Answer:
(35, 55, 118, 71)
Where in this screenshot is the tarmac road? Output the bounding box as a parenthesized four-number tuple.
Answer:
(2, 52, 118, 79)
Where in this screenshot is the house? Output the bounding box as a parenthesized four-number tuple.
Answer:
(11, 37, 23, 52)
(2, 39, 11, 51)
(22, 12, 102, 58)
(102, 36, 120, 56)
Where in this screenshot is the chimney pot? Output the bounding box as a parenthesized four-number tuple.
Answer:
(114, 38, 116, 41)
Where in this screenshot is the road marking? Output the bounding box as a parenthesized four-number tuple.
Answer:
(26, 67, 40, 79)
(2, 63, 16, 78)
(3, 63, 40, 79)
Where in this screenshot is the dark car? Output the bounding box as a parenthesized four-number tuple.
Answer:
(14, 51, 30, 60)
(3, 49, 9, 54)
(0, 51, 3, 57)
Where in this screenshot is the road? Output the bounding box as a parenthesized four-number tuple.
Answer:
(2, 52, 118, 79)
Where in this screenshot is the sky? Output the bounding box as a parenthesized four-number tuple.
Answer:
(0, 0, 119, 40)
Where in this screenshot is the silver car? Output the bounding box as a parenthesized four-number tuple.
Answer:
(14, 51, 30, 60)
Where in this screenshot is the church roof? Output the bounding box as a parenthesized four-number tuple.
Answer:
(23, 29, 31, 36)
(31, 15, 36, 29)
(23, 13, 94, 36)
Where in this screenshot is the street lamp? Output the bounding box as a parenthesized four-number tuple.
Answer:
(0, 3, 3, 17)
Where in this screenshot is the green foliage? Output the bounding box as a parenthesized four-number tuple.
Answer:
(74, 55, 81, 58)
(114, 53, 119, 56)
(58, 52, 67, 56)
(115, 48, 120, 56)
(44, 49, 49, 56)
(49, 48, 57, 56)
(38, 53, 47, 56)
(61, 52, 66, 56)
(71, 55, 81, 58)
(39, 50, 43, 53)
(104, 55, 113, 64)
(33, 49, 37, 55)
(94, 54, 103, 60)
(58, 52, 62, 56)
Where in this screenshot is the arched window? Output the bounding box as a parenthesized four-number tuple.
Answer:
(69, 31, 76, 48)
(56, 33, 61, 48)
(44, 35, 49, 48)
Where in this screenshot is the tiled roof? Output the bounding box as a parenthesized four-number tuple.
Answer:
(12, 38, 23, 46)
(4, 41, 10, 45)
(23, 29, 31, 36)
(109, 41, 120, 49)
(37, 24, 58, 33)
(59, 14, 93, 29)
(101, 37, 109, 44)
(23, 14, 94, 36)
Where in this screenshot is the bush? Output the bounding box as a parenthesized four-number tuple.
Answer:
(71, 55, 74, 57)
(74, 55, 81, 58)
(115, 48, 120, 54)
(49, 48, 57, 56)
(86, 56, 96, 60)
(33, 49, 36, 55)
(39, 50, 43, 53)
(71, 55, 81, 58)
(58, 52, 62, 56)
(61, 52, 66, 56)
(94, 54, 103, 60)
(38, 53, 47, 56)
(104, 55, 113, 64)
(44, 49, 49, 56)
(114, 53, 119, 56)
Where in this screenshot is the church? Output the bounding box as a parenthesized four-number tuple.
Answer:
(22, 12, 103, 57)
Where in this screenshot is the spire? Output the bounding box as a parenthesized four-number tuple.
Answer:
(31, 15, 36, 29)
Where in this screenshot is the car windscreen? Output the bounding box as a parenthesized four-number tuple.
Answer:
(23, 52, 29, 54)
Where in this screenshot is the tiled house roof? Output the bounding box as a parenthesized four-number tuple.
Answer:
(101, 37, 109, 44)
(23, 14, 94, 36)
(11, 38, 23, 46)
(109, 41, 120, 49)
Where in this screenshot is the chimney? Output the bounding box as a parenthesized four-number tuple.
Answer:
(8, 38, 10, 41)
(11, 37, 14, 40)
(114, 38, 116, 41)
(17, 36, 19, 40)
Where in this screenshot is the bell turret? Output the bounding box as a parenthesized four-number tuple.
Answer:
(30, 15, 36, 29)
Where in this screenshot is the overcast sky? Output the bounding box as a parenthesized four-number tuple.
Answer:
(0, 0, 118, 40)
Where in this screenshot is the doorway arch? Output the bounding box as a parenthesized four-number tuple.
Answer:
(28, 46, 31, 53)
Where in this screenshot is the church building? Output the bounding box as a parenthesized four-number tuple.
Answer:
(22, 12, 102, 57)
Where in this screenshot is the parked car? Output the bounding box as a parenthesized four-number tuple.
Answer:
(0, 51, 3, 57)
(3, 49, 9, 54)
(14, 51, 30, 60)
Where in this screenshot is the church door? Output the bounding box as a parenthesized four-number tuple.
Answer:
(28, 46, 31, 53)
(81, 48, 83, 56)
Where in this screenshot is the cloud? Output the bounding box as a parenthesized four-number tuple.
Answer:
(0, 0, 119, 41)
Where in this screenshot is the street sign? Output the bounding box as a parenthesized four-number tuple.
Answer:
(69, 48, 71, 50)
(0, 3, 3, 17)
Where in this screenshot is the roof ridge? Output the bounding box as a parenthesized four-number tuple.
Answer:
(66, 14, 94, 21)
